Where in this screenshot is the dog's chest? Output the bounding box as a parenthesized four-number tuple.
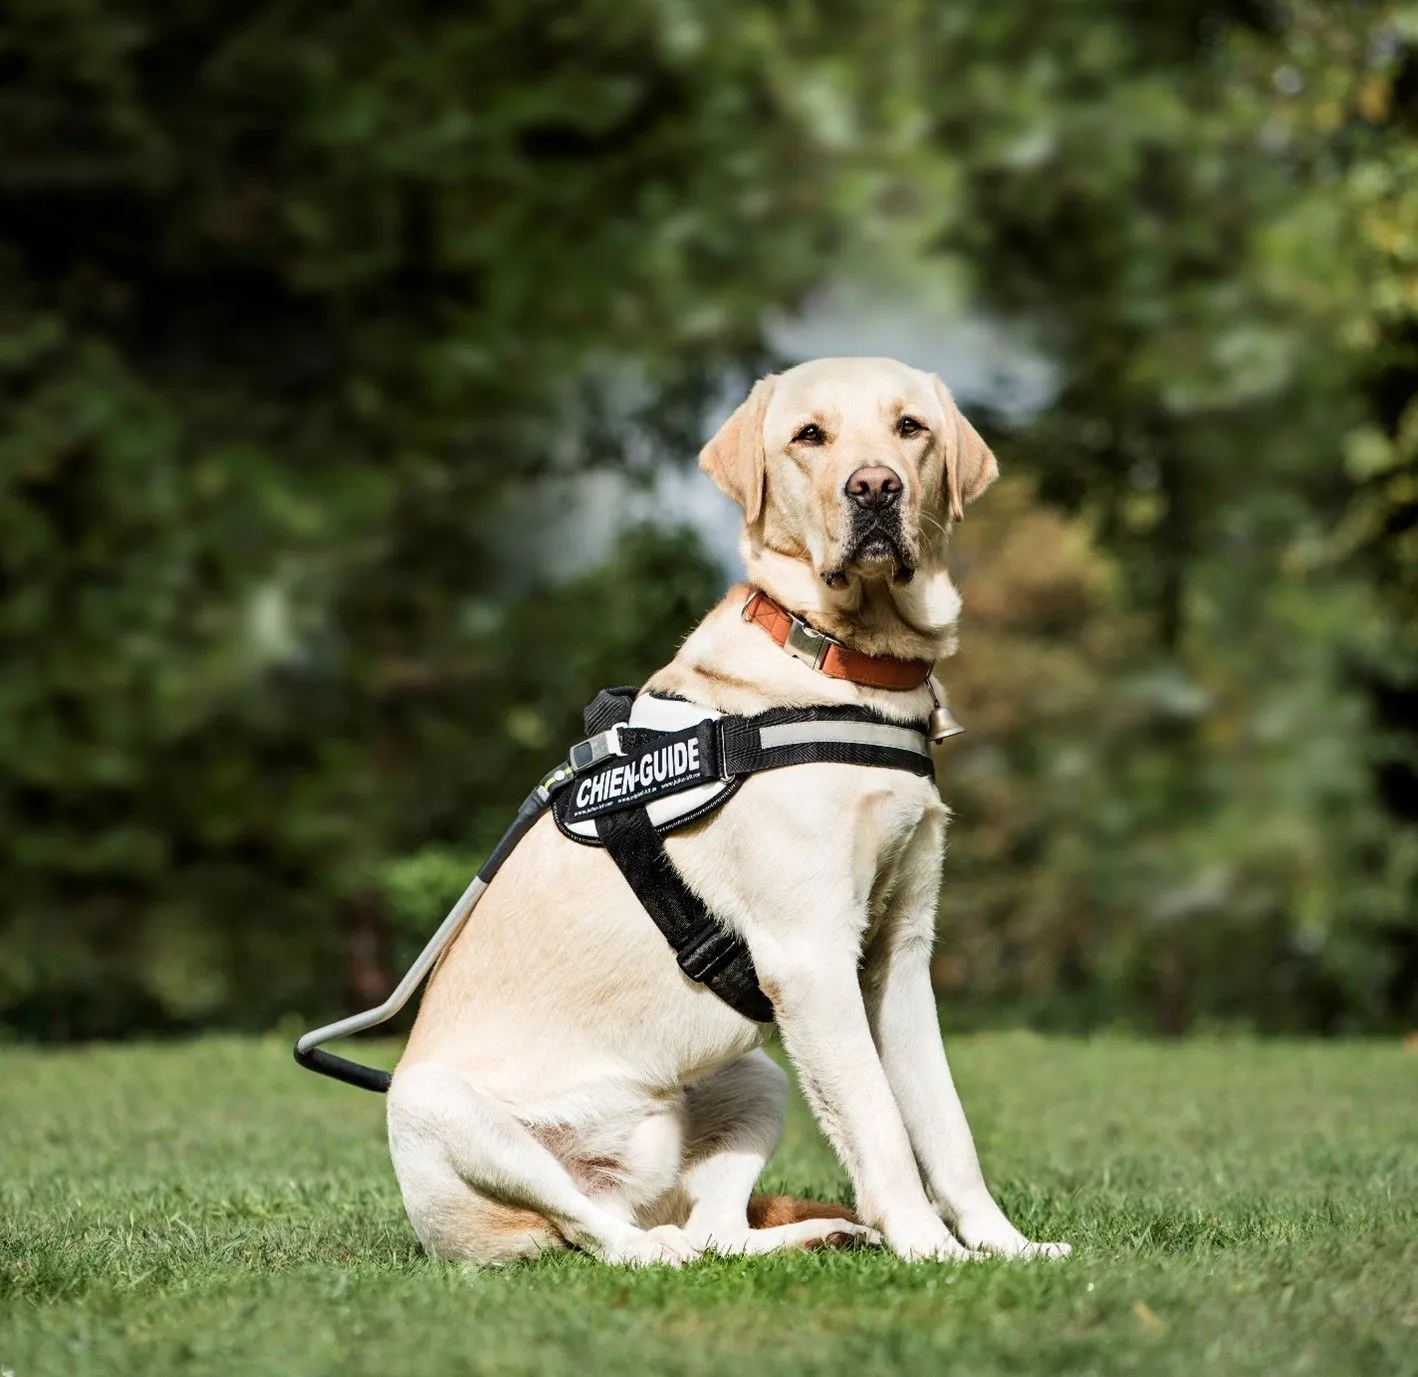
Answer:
(851, 775, 945, 942)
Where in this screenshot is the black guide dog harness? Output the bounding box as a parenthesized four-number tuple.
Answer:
(293, 669, 944, 1091)
(549, 686, 936, 1024)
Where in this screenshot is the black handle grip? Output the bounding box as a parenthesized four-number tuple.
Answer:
(293, 1043, 392, 1093)
(477, 789, 551, 883)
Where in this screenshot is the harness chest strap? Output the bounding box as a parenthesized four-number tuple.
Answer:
(555, 708, 932, 835)
(597, 806, 775, 1023)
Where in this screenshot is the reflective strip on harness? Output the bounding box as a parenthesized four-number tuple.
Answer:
(756, 719, 930, 758)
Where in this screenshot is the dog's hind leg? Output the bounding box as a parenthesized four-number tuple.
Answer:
(673, 1050, 880, 1256)
(388, 1062, 699, 1267)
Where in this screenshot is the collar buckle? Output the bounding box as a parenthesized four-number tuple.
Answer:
(744, 587, 931, 689)
(783, 613, 836, 671)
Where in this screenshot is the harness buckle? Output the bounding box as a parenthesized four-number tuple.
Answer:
(568, 724, 624, 773)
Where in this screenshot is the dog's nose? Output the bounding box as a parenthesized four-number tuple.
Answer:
(845, 466, 902, 510)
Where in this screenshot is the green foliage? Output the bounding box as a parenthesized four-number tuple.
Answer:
(2, 1, 1416, 1037)
(3, 1035, 1416, 1374)
(372, 524, 724, 971)
(897, 3, 1418, 1031)
(0, 1, 865, 1038)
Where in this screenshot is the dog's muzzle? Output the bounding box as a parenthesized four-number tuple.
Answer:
(822, 467, 916, 586)
(823, 506, 915, 587)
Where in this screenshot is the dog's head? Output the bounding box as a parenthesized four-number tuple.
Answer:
(701, 357, 997, 652)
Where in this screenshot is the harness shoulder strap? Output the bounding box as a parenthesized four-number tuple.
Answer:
(719, 706, 934, 780)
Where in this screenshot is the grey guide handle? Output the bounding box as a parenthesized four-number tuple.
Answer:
(292, 773, 572, 1093)
(293, 875, 489, 1092)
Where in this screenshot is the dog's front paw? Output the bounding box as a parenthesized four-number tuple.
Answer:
(954, 1211, 1071, 1260)
(599, 1224, 702, 1268)
(882, 1213, 977, 1263)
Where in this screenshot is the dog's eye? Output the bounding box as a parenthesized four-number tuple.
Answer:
(896, 416, 926, 438)
(792, 423, 826, 446)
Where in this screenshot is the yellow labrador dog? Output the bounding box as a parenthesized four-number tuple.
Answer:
(388, 356, 1070, 1266)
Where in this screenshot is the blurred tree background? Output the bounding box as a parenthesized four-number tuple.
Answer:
(1, 0, 1414, 1041)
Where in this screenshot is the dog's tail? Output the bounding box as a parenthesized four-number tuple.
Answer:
(747, 1194, 858, 1228)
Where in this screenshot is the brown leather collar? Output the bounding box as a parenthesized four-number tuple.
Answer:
(742, 590, 934, 690)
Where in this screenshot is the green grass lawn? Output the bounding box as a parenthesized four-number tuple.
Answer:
(2, 1032, 1415, 1376)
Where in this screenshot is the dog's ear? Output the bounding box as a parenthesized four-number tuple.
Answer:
(932, 375, 999, 522)
(699, 375, 777, 525)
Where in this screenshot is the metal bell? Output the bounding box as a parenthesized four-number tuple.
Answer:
(928, 704, 964, 745)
